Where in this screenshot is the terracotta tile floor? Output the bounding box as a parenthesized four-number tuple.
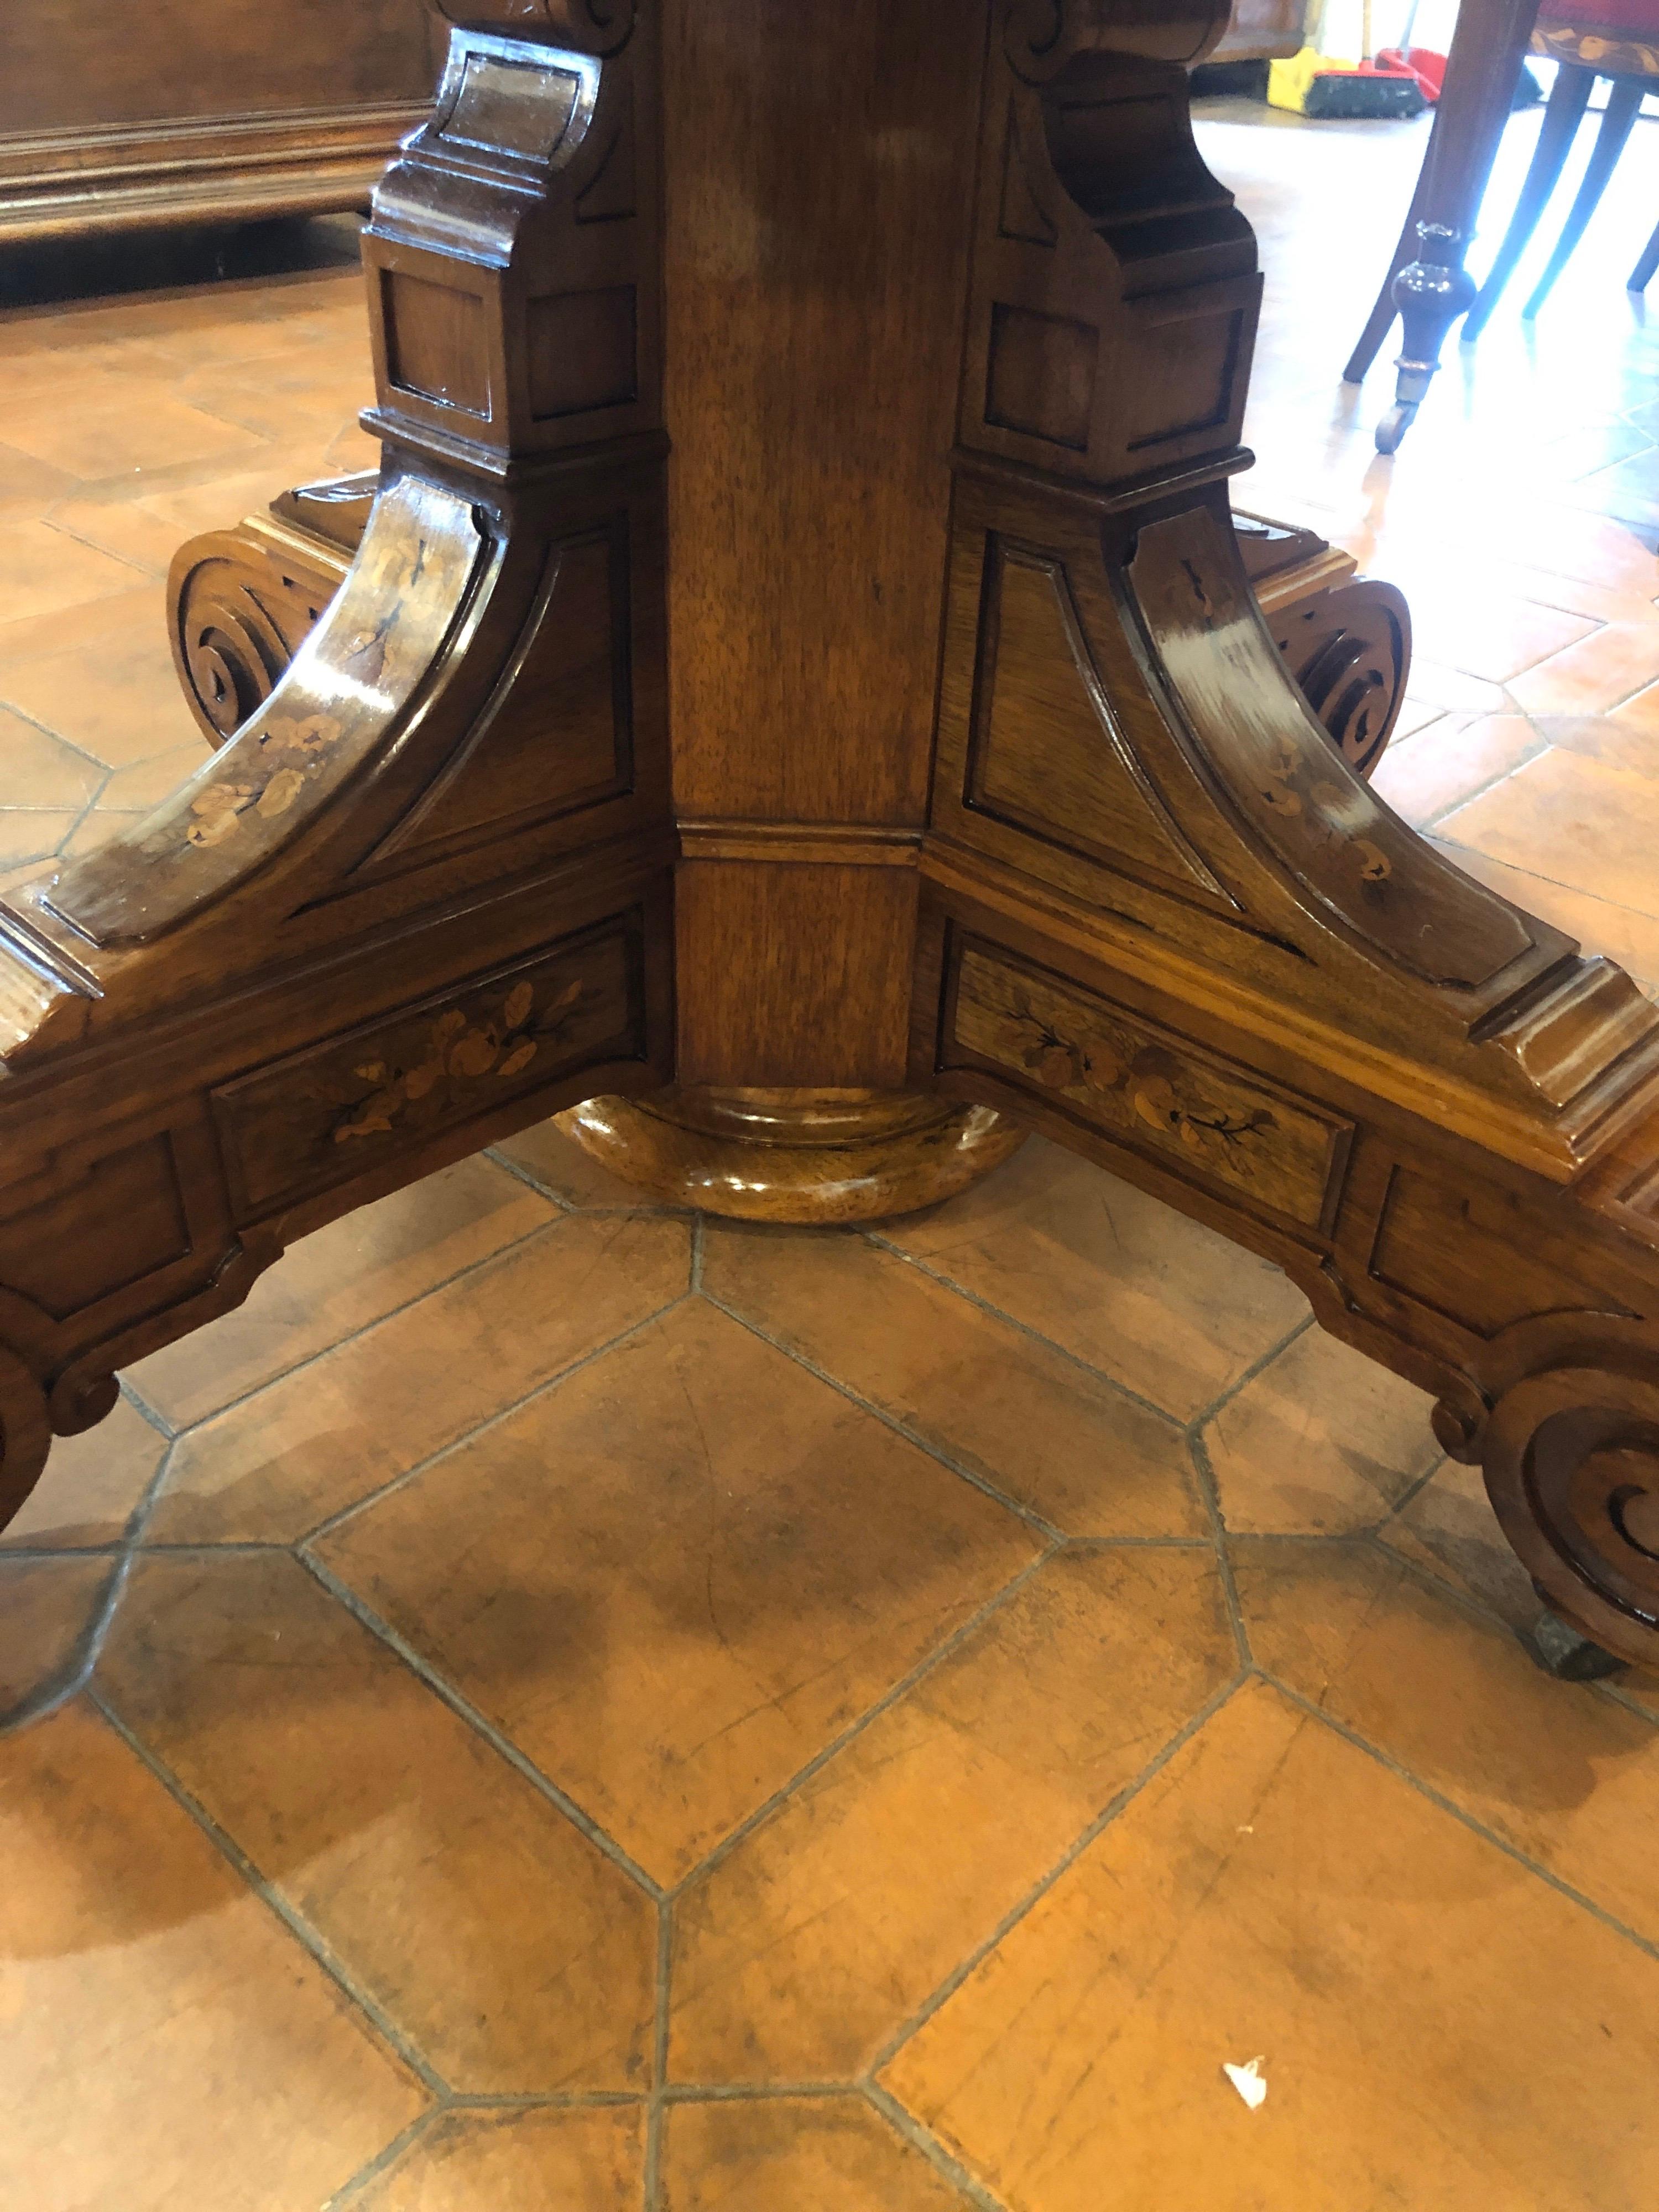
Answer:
(5, 100, 1659, 2210)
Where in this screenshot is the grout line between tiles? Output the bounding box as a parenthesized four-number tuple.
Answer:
(296, 1550, 665, 1902)
(863, 2081, 1013, 2212)
(0, 689, 150, 778)
(859, 1229, 1197, 1430)
(1414, 736, 1554, 836)
(321, 2109, 442, 2211)
(1370, 1452, 1450, 1537)
(1592, 1673, 1659, 1725)
(295, 1287, 695, 1548)
(86, 1687, 455, 2097)
(0, 1403, 185, 1736)
(444, 2090, 646, 2111)
(479, 1142, 579, 1214)
(1186, 1430, 1251, 1672)
(1261, 1672, 1659, 1964)
(657, 2081, 861, 2104)
(645, 1901, 673, 2212)
(696, 1287, 1066, 1542)
(1359, 1526, 1659, 1724)
(1182, 1310, 1317, 1435)
(137, 1208, 577, 1449)
(862, 1671, 1249, 2078)
(669, 1548, 1059, 1901)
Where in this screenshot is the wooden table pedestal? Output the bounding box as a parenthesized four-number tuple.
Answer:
(3, 0, 1659, 1671)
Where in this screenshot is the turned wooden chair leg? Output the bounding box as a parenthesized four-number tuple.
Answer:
(1630, 210, 1659, 290)
(1463, 61, 1594, 340)
(1524, 76, 1645, 316)
(1345, 0, 1538, 449)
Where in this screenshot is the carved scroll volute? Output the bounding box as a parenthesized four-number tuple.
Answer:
(1463, 1313, 1659, 1667)
(366, 1, 657, 467)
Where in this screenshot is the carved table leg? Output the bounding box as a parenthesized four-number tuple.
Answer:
(0, 7, 680, 1525)
(909, 2, 1659, 1667)
(167, 491, 1401, 1220)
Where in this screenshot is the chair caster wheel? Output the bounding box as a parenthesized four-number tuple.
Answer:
(1375, 400, 1417, 453)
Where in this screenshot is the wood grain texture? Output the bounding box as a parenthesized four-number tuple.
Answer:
(675, 863, 918, 1089)
(659, 0, 985, 827)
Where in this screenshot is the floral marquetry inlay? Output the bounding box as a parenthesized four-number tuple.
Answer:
(950, 943, 1349, 1231)
(211, 923, 643, 1217)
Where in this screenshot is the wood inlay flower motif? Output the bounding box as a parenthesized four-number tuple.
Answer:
(1005, 985, 1276, 1164)
(332, 977, 585, 1145)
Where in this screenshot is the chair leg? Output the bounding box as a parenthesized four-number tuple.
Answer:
(1523, 76, 1645, 316)
(1359, 0, 1541, 449)
(1463, 62, 1594, 339)
(1630, 211, 1659, 291)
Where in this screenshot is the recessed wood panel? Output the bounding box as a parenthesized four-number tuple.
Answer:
(1, 0, 439, 131)
(1121, 300, 1244, 456)
(213, 921, 644, 1217)
(0, 1136, 190, 1319)
(985, 302, 1098, 450)
(965, 537, 1220, 895)
(1370, 1167, 1626, 1337)
(946, 940, 1349, 1232)
(528, 285, 639, 420)
(392, 525, 634, 861)
(383, 272, 491, 416)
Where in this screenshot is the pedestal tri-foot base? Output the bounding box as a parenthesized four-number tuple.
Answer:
(564, 1088, 1026, 1223)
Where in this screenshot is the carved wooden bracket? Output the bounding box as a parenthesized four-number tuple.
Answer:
(0, 2, 674, 1527)
(912, 0, 1659, 1662)
(1, 0, 1657, 1670)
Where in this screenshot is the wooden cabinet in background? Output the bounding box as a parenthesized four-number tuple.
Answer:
(0, 0, 442, 243)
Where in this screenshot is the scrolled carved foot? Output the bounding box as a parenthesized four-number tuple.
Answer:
(1474, 1320, 1659, 1670)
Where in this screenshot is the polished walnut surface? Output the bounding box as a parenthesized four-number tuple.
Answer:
(4, 20, 1659, 2209)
